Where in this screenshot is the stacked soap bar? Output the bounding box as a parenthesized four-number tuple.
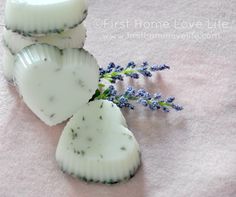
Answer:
(3, 0, 88, 81)
(2, 0, 99, 126)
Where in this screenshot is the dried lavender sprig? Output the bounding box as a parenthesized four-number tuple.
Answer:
(99, 61, 170, 83)
(91, 85, 183, 112)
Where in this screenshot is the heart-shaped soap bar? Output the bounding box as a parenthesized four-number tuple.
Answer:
(14, 44, 99, 126)
(56, 100, 141, 184)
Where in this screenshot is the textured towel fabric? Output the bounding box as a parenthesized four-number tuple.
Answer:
(0, 0, 235, 197)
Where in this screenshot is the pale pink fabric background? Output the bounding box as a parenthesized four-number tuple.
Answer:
(0, 0, 235, 196)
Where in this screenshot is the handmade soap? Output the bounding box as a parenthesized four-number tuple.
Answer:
(5, 0, 88, 35)
(14, 44, 99, 126)
(56, 100, 141, 184)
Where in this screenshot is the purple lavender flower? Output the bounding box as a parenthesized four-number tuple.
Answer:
(108, 96, 115, 101)
(108, 85, 117, 96)
(127, 61, 136, 68)
(125, 86, 136, 97)
(95, 61, 183, 112)
(150, 64, 170, 71)
(99, 68, 106, 75)
(136, 89, 146, 97)
(162, 107, 170, 112)
(139, 99, 148, 107)
(171, 104, 184, 111)
(93, 85, 183, 112)
(107, 62, 116, 69)
(130, 73, 139, 79)
(149, 100, 161, 110)
(166, 96, 175, 103)
(99, 61, 170, 83)
(154, 93, 162, 99)
(143, 92, 152, 100)
(106, 68, 113, 73)
(143, 71, 152, 77)
(142, 61, 148, 66)
(115, 65, 124, 72)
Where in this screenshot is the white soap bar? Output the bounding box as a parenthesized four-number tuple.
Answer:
(14, 44, 99, 126)
(3, 24, 86, 54)
(5, 0, 88, 35)
(2, 25, 86, 82)
(2, 48, 15, 82)
(56, 100, 141, 184)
